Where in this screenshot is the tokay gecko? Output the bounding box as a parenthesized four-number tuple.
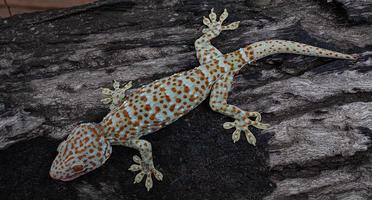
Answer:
(50, 8, 357, 191)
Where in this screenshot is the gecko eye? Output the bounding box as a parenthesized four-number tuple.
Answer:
(71, 164, 85, 173)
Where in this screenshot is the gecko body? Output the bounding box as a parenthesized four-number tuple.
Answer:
(50, 9, 356, 190)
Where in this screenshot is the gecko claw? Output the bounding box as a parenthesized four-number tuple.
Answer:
(101, 97, 112, 105)
(202, 8, 240, 36)
(222, 21, 240, 31)
(219, 8, 228, 23)
(244, 128, 256, 146)
(252, 122, 270, 130)
(128, 164, 141, 172)
(101, 80, 132, 110)
(134, 171, 145, 184)
(223, 121, 236, 129)
(133, 155, 142, 164)
(145, 175, 153, 191)
(203, 16, 211, 26)
(223, 112, 268, 144)
(129, 154, 163, 191)
(152, 168, 163, 181)
(209, 8, 217, 22)
(232, 129, 241, 143)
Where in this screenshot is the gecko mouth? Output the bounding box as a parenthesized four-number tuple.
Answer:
(59, 172, 86, 181)
(51, 170, 87, 182)
(59, 174, 81, 181)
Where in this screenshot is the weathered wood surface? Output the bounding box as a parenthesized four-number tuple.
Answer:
(0, 0, 371, 199)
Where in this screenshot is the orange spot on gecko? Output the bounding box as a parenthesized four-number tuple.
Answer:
(145, 104, 151, 111)
(133, 120, 140, 126)
(169, 105, 176, 112)
(154, 106, 161, 113)
(140, 96, 147, 101)
(123, 110, 129, 118)
(89, 127, 97, 135)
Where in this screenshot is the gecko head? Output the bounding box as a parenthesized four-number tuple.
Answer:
(49, 123, 112, 181)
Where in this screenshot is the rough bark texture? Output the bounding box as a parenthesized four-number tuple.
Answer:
(0, 0, 371, 200)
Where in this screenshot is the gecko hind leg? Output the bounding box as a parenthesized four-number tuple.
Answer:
(209, 72, 269, 145)
(101, 80, 132, 110)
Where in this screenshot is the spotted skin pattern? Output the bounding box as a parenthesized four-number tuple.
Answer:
(50, 8, 357, 191)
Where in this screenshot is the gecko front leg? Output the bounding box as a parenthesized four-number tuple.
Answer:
(195, 8, 240, 65)
(126, 139, 163, 191)
(209, 72, 269, 145)
(101, 80, 132, 110)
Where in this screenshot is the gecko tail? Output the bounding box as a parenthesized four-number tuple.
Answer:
(243, 40, 356, 63)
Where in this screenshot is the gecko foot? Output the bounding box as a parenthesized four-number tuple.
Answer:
(101, 80, 132, 110)
(128, 155, 163, 191)
(222, 116, 269, 145)
(202, 8, 240, 35)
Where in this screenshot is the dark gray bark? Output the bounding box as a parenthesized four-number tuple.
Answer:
(0, 0, 371, 199)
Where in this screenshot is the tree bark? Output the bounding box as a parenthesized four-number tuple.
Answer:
(0, 0, 371, 199)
